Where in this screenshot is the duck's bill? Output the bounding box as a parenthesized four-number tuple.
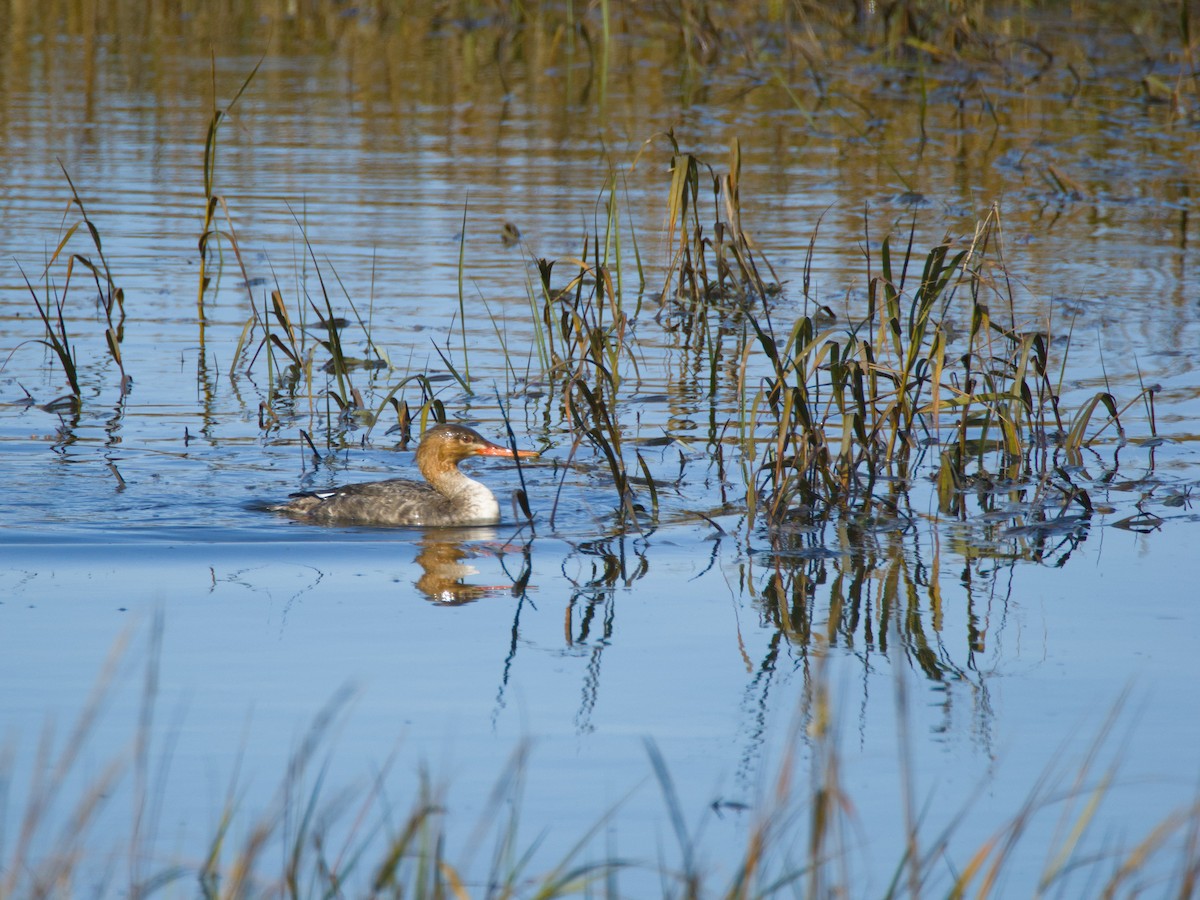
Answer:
(476, 442, 540, 459)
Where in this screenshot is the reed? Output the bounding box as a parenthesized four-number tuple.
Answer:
(4, 166, 131, 406)
(54, 164, 128, 394)
(6, 132, 1151, 540)
(198, 56, 261, 322)
(523, 258, 553, 375)
(728, 201, 1141, 530)
(455, 199, 473, 393)
(516, 214, 647, 526)
(0, 8, 1187, 894)
(366, 373, 445, 446)
(14, 263, 80, 405)
(6, 631, 1196, 899)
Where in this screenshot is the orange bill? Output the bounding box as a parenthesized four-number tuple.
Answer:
(475, 440, 540, 459)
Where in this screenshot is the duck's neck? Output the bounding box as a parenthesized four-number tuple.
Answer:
(422, 460, 500, 519)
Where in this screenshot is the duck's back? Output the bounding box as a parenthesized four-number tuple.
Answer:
(277, 477, 500, 527)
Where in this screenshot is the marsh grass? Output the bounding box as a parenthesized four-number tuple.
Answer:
(523, 218, 645, 525)
(4, 632, 1197, 899)
(693, 180, 1146, 536)
(541, 137, 1138, 539)
(55, 164, 128, 393)
(3, 165, 129, 408)
(199, 56, 261, 323)
(14, 262, 80, 405)
(3, 6, 1194, 894)
(212, 187, 411, 448)
(7, 118, 1152, 546)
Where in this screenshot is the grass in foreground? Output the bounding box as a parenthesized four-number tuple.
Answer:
(2, 635, 1198, 899)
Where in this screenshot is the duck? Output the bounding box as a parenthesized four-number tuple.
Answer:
(273, 423, 538, 527)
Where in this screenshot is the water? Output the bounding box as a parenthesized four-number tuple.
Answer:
(2, 5, 1199, 895)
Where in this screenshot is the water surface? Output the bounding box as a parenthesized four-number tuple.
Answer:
(2, 5, 1199, 894)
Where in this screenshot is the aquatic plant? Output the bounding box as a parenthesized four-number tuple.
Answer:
(0, 7, 1194, 898)
(198, 56, 261, 322)
(56, 164, 128, 394)
(14, 263, 80, 404)
(626, 138, 1150, 538)
(7, 120, 1153, 547)
(516, 204, 644, 526)
(4, 166, 127, 407)
(3, 631, 1196, 899)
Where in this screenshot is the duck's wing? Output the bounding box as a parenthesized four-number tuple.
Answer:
(287, 477, 425, 501)
(284, 478, 448, 526)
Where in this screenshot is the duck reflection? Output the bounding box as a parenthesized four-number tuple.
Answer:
(413, 531, 531, 605)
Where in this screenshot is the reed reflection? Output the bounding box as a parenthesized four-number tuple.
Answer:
(490, 533, 649, 734)
(563, 536, 648, 733)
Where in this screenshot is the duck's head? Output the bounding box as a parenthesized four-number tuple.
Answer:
(416, 424, 539, 475)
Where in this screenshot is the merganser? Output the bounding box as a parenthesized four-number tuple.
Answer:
(273, 424, 539, 527)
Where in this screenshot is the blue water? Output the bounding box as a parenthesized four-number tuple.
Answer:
(2, 14, 1200, 895)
